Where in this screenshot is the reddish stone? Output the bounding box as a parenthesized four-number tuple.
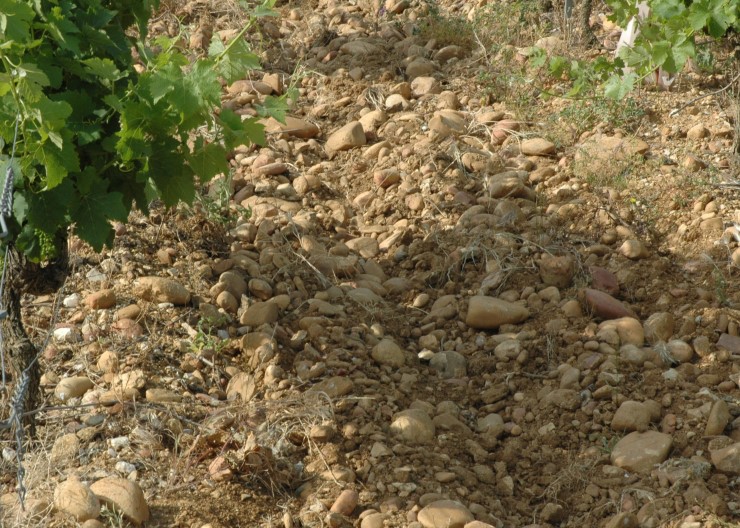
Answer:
(589, 266, 619, 296)
(717, 333, 740, 355)
(582, 288, 636, 320)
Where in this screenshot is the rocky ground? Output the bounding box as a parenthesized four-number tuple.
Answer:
(1, 0, 740, 527)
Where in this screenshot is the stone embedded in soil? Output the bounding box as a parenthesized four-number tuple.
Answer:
(543, 389, 580, 410)
(390, 409, 435, 445)
(325, 121, 366, 155)
(371, 338, 406, 367)
(705, 400, 730, 436)
(429, 110, 466, 137)
(261, 116, 320, 139)
(582, 288, 636, 320)
(239, 301, 279, 326)
(490, 119, 520, 144)
(598, 317, 644, 346)
(307, 376, 354, 398)
(411, 76, 441, 96)
(84, 289, 116, 310)
(710, 442, 740, 475)
(133, 276, 190, 305)
(145, 388, 182, 403)
(465, 296, 530, 330)
(90, 477, 149, 526)
(538, 254, 575, 288)
(55, 376, 94, 402)
(604, 513, 639, 528)
(51, 433, 81, 466)
(619, 239, 649, 260)
(361, 513, 389, 528)
(717, 333, 740, 354)
(54, 475, 100, 522)
(520, 138, 555, 156)
(330, 489, 359, 516)
(643, 312, 674, 343)
(226, 372, 256, 402)
(575, 134, 649, 169)
(417, 500, 474, 528)
(611, 401, 652, 432)
(373, 168, 401, 188)
(590, 266, 619, 295)
(666, 339, 694, 363)
(687, 123, 710, 140)
(611, 431, 672, 474)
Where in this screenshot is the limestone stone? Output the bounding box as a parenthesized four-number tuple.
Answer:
(418, 500, 474, 528)
(611, 431, 672, 473)
(133, 276, 190, 305)
(611, 401, 652, 432)
(390, 409, 435, 444)
(54, 476, 100, 522)
(465, 296, 530, 330)
(55, 377, 94, 402)
(90, 477, 149, 526)
(325, 122, 366, 155)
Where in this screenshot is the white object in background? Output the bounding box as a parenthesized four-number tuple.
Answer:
(615, 1, 675, 89)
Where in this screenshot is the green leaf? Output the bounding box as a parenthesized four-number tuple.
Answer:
(36, 135, 80, 188)
(220, 110, 266, 148)
(25, 178, 74, 233)
(72, 189, 128, 251)
(212, 37, 260, 84)
(83, 57, 123, 83)
(187, 139, 228, 183)
(0, 0, 35, 42)
(604, 72, 637, 100)
(147, 139, 196, 206)
(255, 95, 288, 123)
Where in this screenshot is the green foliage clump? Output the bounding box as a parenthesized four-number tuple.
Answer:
(605, 0, 738, 95)
(0, 0, 277, 261)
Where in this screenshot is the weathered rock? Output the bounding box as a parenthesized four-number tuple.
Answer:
(411, 76, 441, 96)
(90, 477, 149, 526)
(582, 289, 635, 320)
(390, 409, 435, 444)
(325, 122, 366, 155)
(538, 254, 575, 288)
(50, 433, 81, 466)
(55, 377, 94, 402)
(611, 431, 672, 473)
(643, 312, 674, 343)
(330, 489, 359, 515)
(590, 266, 619, 295)
(417, 500, 474, 528)
(705, 400, 730, 436)
(372, 339, 406, 367)
(54, 476, 100, 522)
(226, 372, 256, 402)
(619, 239, 649, 260)
(133, 277, 190, 305)
(239, 301, 279, 326)
(260, 116, 321, 139)
(428, 110, 466, 137)
(611, 401, 652, 432)
(521, 138, 555, 156)
(710, 442, 740, 475)
(598, 317, 644, 346)
(85, 289, 116, 310)
(307, 376, 354, 398)
(465, 296, 530, 329)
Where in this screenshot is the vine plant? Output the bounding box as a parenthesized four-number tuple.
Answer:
(0, 0, 278, 429)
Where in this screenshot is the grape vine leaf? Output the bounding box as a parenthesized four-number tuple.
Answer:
(72, 188, 127, 250)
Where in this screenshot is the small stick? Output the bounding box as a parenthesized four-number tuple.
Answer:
(669, 71, 740, 118)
